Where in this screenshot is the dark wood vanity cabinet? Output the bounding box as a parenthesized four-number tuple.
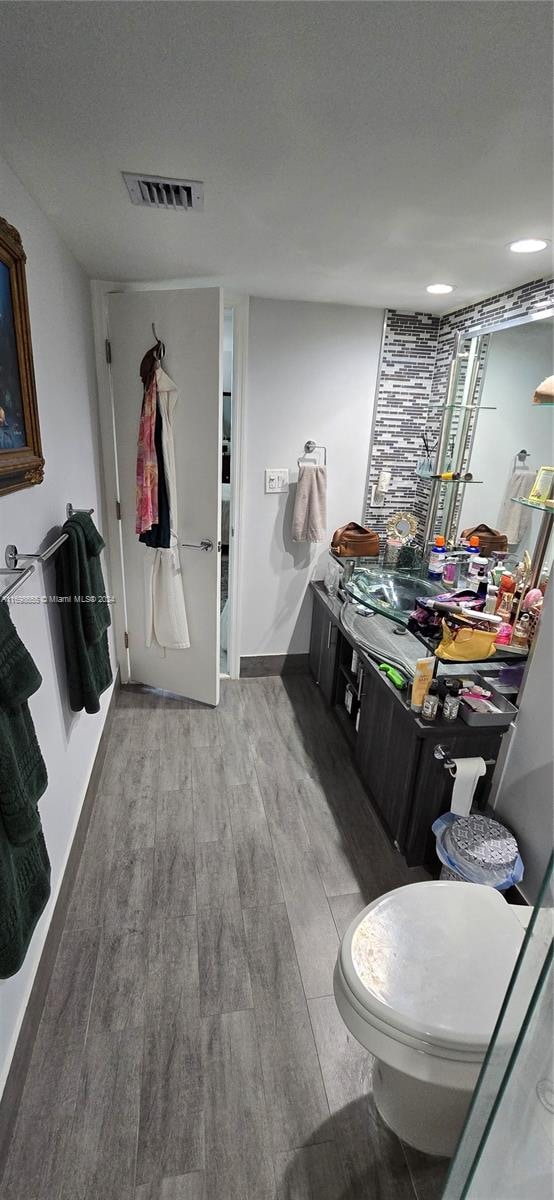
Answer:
(355, 669, 420, 852)
(309, 582, 505, 868)
(309, 596, 339, 705)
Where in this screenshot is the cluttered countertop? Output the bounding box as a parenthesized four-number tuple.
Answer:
(323, 539, 549, 723)
(310, 581, 519, 737)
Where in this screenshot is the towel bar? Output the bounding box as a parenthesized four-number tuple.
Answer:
(66, 503, 94, 520)
(0, 503, 95, 602)
(298, 440, 327, 466)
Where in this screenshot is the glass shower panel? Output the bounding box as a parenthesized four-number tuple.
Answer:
(465, 953, 553, 1198)
(443, 856, 553, 1200)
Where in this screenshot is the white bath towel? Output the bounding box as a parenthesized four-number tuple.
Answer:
(497, 469, 532, 547)
(144, 545, 191, 650)
(292, 464, 327, 543)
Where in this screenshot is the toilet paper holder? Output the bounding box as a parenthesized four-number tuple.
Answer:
(434, 744, 496, 777)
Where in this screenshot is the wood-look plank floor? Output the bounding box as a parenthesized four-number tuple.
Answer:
(0, 677, 448, 1200)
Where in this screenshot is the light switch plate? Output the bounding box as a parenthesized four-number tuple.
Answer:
(265, 468, 289, 494)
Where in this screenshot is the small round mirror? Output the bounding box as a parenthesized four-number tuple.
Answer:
(386, 511, 417, 542)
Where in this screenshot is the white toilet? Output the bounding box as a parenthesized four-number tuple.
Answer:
(334, 880, 526, 1157)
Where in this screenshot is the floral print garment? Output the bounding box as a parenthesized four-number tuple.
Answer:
(136, 354, 159, 535)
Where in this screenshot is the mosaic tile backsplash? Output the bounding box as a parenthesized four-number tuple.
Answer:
(363, 310, 439, 535)
(365, 276, 554, 543)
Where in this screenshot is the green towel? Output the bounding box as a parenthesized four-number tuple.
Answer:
(56, 515, 113, 714)
(0, 601, 50, 979)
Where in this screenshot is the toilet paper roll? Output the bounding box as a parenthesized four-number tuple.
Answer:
(449, 757, 487, 817)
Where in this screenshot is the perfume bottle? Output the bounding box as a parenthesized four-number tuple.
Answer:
(511, 613, 531, 649)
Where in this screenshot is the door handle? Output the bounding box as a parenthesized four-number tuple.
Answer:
(181, 538, 214, 552)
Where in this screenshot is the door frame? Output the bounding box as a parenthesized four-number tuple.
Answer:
(223, 291, 248, 679)
(90, 278, 247, 686)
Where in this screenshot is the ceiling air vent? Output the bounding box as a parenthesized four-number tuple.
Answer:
(122, 172, 204, 212)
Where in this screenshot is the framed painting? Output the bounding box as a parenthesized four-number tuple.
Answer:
(0, 217, 44, 496)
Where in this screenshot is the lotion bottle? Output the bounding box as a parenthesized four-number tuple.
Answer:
(410, 657, 435, 713)
(428, 537, 446, 580)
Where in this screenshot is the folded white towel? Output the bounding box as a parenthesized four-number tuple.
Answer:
(292, 464, 327, 543)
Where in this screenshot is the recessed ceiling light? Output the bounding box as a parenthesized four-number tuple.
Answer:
(509, 238, 549, 254)
(426, 283, 454, 295)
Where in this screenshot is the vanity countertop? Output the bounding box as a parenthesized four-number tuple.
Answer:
(310, 581, 515, 738)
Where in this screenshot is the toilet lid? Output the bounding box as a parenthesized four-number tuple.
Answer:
(341, 881, 524, 1052)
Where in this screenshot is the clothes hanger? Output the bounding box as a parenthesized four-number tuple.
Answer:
(151, 322, 165, 362)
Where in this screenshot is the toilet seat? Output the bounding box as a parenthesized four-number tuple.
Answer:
(339, 881, 524, 1058)
(335, 956, 485, 1064)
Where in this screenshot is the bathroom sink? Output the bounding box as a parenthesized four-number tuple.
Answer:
(345, 567, 442, 627)
(340, 603, 425, 677)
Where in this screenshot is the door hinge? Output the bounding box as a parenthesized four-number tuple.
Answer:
(115, 499, 121, 520)
(124, 631, 129, 649)
(105, 339, 112, 364)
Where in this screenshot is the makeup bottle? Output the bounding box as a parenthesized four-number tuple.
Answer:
(484, 586, 498, 614)
(468, 568, 489, 597)
(421, 680, 440, 721)
(443, 680, 461, 721)
(442, 556, 459, 587)
(495, 621, 513, 646)
(512, 613, 531, 649)
(467, 553, 488, 582)
(496, 575, 515, 620)
(509, 588, 523, 627)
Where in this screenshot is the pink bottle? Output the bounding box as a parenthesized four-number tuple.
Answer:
(495, 622, 513, 646)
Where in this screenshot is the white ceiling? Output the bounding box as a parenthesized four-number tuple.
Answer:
(0, 2, 552, 312)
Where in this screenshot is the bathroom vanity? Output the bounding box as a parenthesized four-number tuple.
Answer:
(309, 581, 507, 868)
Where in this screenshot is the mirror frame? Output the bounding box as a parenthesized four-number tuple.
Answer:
(434, 307, 554, 547)
(465, 306, 554, 339)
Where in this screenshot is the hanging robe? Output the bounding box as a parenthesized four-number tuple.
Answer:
(142, 367, 190, 650)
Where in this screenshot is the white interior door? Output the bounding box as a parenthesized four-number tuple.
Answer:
(108, 288, 222, 706)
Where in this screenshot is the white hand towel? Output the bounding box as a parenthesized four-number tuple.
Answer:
(292, 464, 327, 543)
(497, 469, 532, 546)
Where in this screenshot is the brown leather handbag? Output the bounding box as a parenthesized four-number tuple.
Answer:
(331, 522, 380, 557)
(461, 523, 508, 556)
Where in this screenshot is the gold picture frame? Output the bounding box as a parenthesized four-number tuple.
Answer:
(528, 466, 554, 506)
(0, 216, 44, 496)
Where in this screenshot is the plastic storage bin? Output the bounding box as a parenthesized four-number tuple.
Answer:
(432, 812, 524, 890)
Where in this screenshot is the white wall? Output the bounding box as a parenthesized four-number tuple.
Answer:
(459, 321, 553, 558)
(241, 297, 383, 657)
(492, 583, 554, 905)
(0, 155, 113, 1096)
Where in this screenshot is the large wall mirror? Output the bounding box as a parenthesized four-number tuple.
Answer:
(433, 311, 554, 576)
